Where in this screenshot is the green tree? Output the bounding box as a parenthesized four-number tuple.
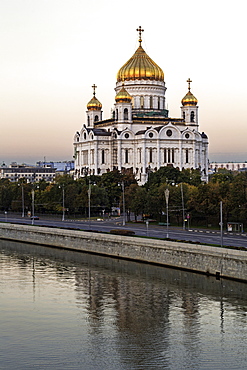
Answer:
(227, 173, 247, 225)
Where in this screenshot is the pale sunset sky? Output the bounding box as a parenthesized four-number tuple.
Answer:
(1, 0, 246, 165)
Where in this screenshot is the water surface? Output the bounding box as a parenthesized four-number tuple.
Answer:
(0, 239, 246, 369)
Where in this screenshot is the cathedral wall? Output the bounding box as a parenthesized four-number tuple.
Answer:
(74, 127, 208, 181)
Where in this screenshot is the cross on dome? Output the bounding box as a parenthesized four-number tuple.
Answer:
(92, 84, 97, 96)
(187, 78, 192, 91)
(136, 26, 144, 46)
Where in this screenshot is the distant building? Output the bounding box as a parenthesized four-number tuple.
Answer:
(0, 163, 56, 182)
(209, 162, 247, 172)
(36, 161, 74, 175)
(73, 27, 209, 184)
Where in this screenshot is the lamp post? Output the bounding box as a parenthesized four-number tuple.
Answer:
(31, 185, 39, 225)
(58, 184, 65, 221)
(18, 183, 25, 217)
(146, 219, 149, 237)
(88, 180, 91, 230)
(122, 181, 125, 226)
(31, 188, 35, 225)
(62, 185, 65, 222)
(220, 201, 223, 247)
(165, 188, 170, 238)
(21, 185, 25, 218)
(59, 184, 65, 221)
(181, 183, 185, 230)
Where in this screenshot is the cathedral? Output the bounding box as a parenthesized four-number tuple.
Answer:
(73, 27, 209, 184)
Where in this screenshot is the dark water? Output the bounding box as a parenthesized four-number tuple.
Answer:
(0, 239, 246, 370)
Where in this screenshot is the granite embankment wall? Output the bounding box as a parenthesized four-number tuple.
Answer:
(0, 223, 246, 282)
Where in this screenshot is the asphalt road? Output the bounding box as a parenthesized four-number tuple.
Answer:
(0, 215, 247, 249)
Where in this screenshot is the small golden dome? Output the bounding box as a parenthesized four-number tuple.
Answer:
(117, 27, 164, 82)
(181, 91, 198, 106)
(87, 84, 102, 111)
(87, 96, 102, 111)
(181, 78, 198, 106)
(115, 86, 132, 103)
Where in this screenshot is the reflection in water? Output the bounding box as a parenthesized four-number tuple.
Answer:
(0, 239, 246, 370)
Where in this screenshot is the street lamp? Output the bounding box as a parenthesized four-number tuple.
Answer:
(180, 183, 185, 230)
(18, 183, 25, 217)
(122, 181, 126, 226)
(62, 185, 65, 222)
(59, 184, 65, 222)
(88, 180, 91, 229)
(31, 185, 39, 225)
(117, 181, 126, 226)
(220, 201, 223, 247)
(21, 184, 25, 218)
(165, 188, 170, 238)
(31, 188, 35, 225)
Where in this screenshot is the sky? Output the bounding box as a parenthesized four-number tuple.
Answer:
(1, 0, 247, 165)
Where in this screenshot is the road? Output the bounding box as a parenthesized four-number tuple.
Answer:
(0, 215, 247, 249)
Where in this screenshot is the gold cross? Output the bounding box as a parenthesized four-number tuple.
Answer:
(187, 78, 192, 91)
(92, 84, 97, 96)
(136, 26, 144, 45)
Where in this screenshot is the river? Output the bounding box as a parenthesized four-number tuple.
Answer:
(0, 239, 246, 369)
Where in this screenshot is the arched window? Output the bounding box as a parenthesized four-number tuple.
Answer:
(116, 109, 118, 121)
(113, 111, 115, 119)
(87, 116, 90, 126)
(172, 148, 175, 163)
(183, 111, 185, 120)
(124, 108, 128, 120)
(125, 149, 129, 164)
(190, 111, 195, 122)
(185, 149, 189, 163)
(158, 97, 160, 110)
(102, 150, 105, 164)
(94, 115, 99, 122)
(164, 148, 167, 163)
(149, 148, 153, 163)
(140, 96, 144, 109)
(168, 148, 171, 163)
(150, 96, 153, 109)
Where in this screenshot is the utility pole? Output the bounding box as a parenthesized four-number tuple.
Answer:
(122, 181, 125, 226)
(220, 201, 223, 247)
(165, 188, 170, 238)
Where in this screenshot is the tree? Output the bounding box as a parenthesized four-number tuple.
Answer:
(228, 173, 247, 224)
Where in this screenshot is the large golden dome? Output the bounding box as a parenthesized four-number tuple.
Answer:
(117, 27, 164, 82)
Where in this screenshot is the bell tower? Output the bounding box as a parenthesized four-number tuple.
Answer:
(181, 78, 199, 127)
(86, 84, 103, 127)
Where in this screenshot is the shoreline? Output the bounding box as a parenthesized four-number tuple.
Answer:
(0, 223, 246, 283)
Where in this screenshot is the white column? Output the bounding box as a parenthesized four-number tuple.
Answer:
(179, 139, 183, 169)
(142, 140, 146, 172)
(94, 141, 98, 174)
(157, 139, 160, 169)
(117, 139, 122, 170)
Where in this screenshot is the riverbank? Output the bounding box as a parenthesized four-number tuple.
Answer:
(0, 223, 246, 282)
